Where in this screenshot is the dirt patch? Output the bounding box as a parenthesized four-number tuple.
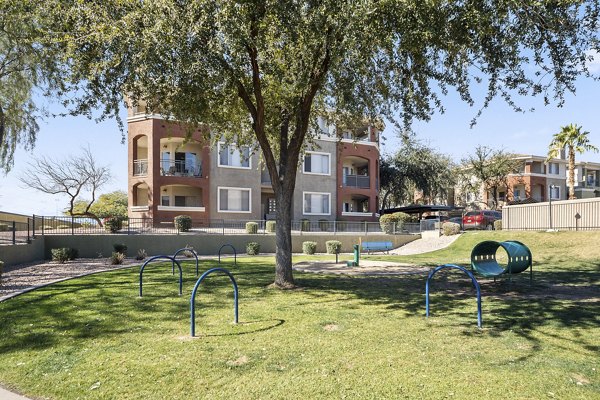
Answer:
(293, 260, 430, 276)
(227, 355, 249, 367)
(323, 324, 340, 332)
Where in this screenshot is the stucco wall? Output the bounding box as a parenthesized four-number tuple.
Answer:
(43, 233, 418, 258)
(0, 238, 45, 267)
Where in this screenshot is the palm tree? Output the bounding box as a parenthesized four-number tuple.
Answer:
(547, 124, 599, 200)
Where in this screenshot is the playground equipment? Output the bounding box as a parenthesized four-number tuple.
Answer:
(426, 264, 482, 328)
(218, 244, 238, 266)
(190, 268, 239, 337)
(346, 244, 360, 267)
(471, 240, 532, 283)
(172, 247, 199, 276)
(139, 255, 183, 297)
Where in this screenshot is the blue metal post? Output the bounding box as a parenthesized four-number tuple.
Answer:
(190, 268, 239, 337)
(172, 248, 199, 276)
(425, 264, 482, 329)
(139, 255, 183, 297)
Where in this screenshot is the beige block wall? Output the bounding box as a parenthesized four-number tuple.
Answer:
(1, 239, 45, 267)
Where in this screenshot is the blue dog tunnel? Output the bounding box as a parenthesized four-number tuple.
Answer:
(470, 240, 532, 278)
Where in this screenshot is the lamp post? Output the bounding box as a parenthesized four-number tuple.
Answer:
(549, 184, 557, 230)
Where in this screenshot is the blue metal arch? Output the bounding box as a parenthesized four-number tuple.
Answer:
(425, 264, 482, 328)
(139, 255, 183, 297)
(190, 268, 239, 337)
(218, 244, 237, 266)
(172, 247, 199, 276)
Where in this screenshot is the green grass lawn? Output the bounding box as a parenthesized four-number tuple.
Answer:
(0, 231, 599, 399)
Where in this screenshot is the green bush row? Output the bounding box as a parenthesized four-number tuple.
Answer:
(379, 212, 411, 234)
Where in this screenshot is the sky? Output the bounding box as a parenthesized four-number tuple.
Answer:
(2, 67, 600, 216)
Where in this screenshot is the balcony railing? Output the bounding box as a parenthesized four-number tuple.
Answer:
(133, 159, 148, 176)
(160, 159, 202, 177)
(343, 175, 370, 189)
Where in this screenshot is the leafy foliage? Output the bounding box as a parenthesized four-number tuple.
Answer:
(302, 241, 317, 255)
(325, 240, 342, 254)
(458, 146, 522, 209)
(441, 222, 461, 236)
(104, 217, 122, 233)
(547, 124, 599, 200)
(246, 242, 260, 255)
(174, 215, 192, 232)
(380, 137, 455, 209)
(70, 191, 127, 220)
(245, 222, 258, 234)
(379, 212, 412, 234)
(51, 247, 78, 263)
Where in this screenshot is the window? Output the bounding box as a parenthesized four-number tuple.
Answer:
(218, 143, 251, 169)
(218, 187, 251, 213)
(161, 196, 170, 206)
(550, 186, 560, 200)
(303, 152, 330, 175)
(514, 189, 521, 200)
(548, 163, 560, 175)
(587, 174, 595, 186)
(303, 192, 330, 215)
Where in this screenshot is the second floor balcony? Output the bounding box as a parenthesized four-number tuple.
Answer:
(160, 159, 203, 178)
(343, 174, 370, 189)
(133, 159, 148, 176)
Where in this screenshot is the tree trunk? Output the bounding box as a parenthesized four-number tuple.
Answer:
(274, 188, 295, 288)
(568, 145, 576, 200)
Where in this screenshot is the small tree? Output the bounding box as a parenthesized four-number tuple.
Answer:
(459, 146, 522, 209)
(547, 124, 598, 200)
(20, 147, 111, 224)
(68, 190, 128, 220)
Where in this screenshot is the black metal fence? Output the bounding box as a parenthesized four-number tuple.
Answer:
(0, 219, 32, 245)
(26, 216, 423, 236)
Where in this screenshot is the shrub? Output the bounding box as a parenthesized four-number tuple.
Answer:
(441, 222, 461, 236)
(113, 243, 128, 254)
(301, 219, 311, 232)
(266, 220, 276, 233)
(326, 240, 342, 254)
(302, 241, 317, 255)
(174, 215, 192, 232)
(104, 217, 122, 233)
(494, 219, 502, 231)
(246, 222, 259, 234)
(379, 212, 411, 234)
(110, 252, 126, 265)
(319, 219, 330, 232)
(51, 248, 78, 263)
(246, 242, 260, 255)
(135, 249, 147, 261)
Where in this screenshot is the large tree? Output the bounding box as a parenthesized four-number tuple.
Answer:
(380, 138, 455, 209)
(67, 190, 128, 220)
(20, 148, 111, 223)
(459, 146, 522, 209)
(547, 124, 598, 200)
(20, 0, 600, 287)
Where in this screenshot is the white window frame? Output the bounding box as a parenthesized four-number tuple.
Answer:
(548, 162, 560, 175)
(217, 142, 251, 170)
(550, 186, 560, 200)
(302, 151, 331, 176)
(302, 191, 331, 216)
(217, 186, 252, 213)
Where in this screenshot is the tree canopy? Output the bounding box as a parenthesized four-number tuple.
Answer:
(67, 190, 128, 220)
(10, 0, 600, 286)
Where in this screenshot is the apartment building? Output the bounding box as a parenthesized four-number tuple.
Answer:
(502, 155, 568, 203)
(127, 108, 380, 223)
(573, 161, 600, 198)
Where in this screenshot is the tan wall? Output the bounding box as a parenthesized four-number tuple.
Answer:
(0, 239, 45, 267)
(43, 233, 418, 258)
(503, 197, 600, 230)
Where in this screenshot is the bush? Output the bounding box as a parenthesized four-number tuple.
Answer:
(379, 212, 411, 234)
(301, 219, 311, 232)
(266, 220, 276, 233)
(246, 242, 260, 255)
(110, 252, 126, 265)
(302, 241, 317, 255)
(113, 243, 128, 254)
(51, 248, 78, 263)
(494, 219, 502, 231)
(441, 222, 461, 236)
(135, 249, 147, 261)
(246, 222, 259, 234)
(326, 240, 342, 254)
(104, 217, 123, 233)
(174, 215, 192, 232)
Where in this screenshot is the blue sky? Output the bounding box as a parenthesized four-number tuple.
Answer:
(2, 66, 600, 215)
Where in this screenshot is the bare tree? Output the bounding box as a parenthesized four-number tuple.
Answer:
(20, 147, 111, 223)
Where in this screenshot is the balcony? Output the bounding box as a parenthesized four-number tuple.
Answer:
(343, 175, 370, 189)
(341, 211, 373, 217)
(157, 205, 206, 212)
(160, 159, 203, 177)
(133, 159, 148, 176)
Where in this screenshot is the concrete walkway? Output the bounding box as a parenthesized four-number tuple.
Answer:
(389, 233, 462, 255)
(0, 386, 31, 400)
